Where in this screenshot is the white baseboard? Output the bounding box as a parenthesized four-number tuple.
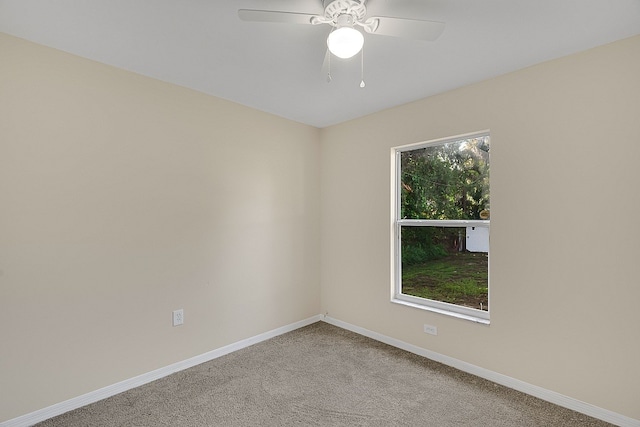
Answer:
(5, 314, 637, 427)
(322, 316, 639, 427)
(1, 314, 322, 427)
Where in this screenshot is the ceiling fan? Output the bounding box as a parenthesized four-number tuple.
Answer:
(239, 0, 445, 66)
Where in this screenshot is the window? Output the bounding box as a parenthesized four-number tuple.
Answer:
(392, 132, 490, 323)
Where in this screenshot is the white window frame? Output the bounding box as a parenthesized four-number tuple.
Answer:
(391, 131, 490, 324)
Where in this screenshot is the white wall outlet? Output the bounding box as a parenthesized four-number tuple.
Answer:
(172, 309, 184, 326)
(423, 324, 437, 335)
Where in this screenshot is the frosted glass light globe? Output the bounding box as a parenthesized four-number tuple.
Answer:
(327, 27, 364, 59)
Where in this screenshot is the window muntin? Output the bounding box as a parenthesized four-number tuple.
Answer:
(393, 133, 490, 322)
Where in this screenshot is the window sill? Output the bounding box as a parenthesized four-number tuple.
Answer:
(391, 297, 491, 325)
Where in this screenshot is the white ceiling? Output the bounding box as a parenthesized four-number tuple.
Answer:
(1, 0, 639, 128)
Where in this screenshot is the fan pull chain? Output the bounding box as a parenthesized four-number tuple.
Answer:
(327, 52, 332, 83)
(359, 44, 365, 88)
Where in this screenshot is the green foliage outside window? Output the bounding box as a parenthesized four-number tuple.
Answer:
(400, 137, 489, 266)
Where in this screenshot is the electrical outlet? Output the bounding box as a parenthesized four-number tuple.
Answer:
(172, 309, 184, 327)
(423, 324, 437, 335)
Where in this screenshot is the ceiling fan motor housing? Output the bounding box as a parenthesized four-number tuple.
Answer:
(323, 0, 367, 24)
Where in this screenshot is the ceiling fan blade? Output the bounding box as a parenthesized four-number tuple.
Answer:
(238, 9, 318, 25)
(364, 16, 445, 40)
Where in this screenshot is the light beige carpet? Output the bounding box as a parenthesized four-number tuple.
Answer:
(35, 322, 612, 426)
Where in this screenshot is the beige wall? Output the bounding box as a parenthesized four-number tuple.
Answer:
(0, 33, 321, 422)
(320, 35, 640, 420)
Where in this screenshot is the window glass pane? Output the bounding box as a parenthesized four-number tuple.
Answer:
(400, 136, 490, 220)
(401, 226, 488, 311)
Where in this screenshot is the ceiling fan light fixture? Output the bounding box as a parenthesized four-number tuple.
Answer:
(327, 26, 364, 59)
